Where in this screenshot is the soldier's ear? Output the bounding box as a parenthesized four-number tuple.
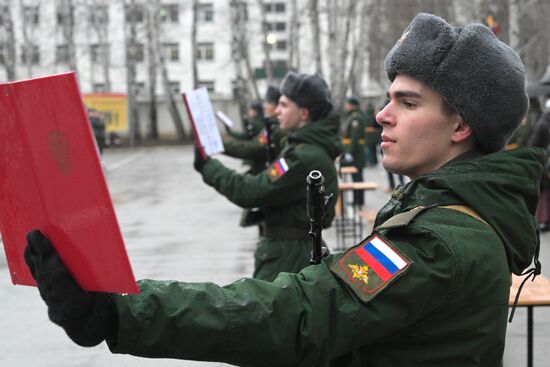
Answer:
(450, 115, 473, 144)
(299, 107, 310, 122)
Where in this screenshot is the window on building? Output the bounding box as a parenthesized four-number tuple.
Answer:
(271, 59, 287, 69)
(90, 5, 109, 26)
(125, 4, 144, 23)
(23, 5, 40, 25)
(265, 2, 285, 13)
(276, 40, 287, 51)
(198, 3, 214, 23)
(168, 81, 180, 94)
(129, 43, 145, 62)
(198, 80, 215, 93)
(160, 4, 178, 23)
(196, 42, 214, 61)
(56, 44, 69, 63)
(162, 43, 179, 62)
(128, 82, 146, 95)
(274, 2, 285, 12)
(90, 43, 109, 63)
(93, 83, 106, 93)
(21, 44, 40, 64)
(56, 10, 65, 25)
(267, 21, 286, 32)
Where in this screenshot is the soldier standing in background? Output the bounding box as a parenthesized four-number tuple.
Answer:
(194, 72, 342, 281)
(341, 96, 367, 207)
(87, 108, 107, 155)
(364, 103, 381, 166)
(222, 85, 287, 176)
(225, 100, 264, 141)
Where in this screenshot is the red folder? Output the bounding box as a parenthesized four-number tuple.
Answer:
(0, 72, 139, 294)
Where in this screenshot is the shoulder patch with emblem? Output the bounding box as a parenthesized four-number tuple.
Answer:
(267, 158, 290, 182)
(258, 131, 268, 144)
(330, 234, 412, 303)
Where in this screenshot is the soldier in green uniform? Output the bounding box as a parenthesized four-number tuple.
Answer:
(225, 100, 264, 141)
(24, 13, 543, 366)
(222, 86, 288, 230)
(195, 72, 342, 281)
(223, 85, 287, 176)
(364, 103, 381, 166)
(341, 96, 367, 206)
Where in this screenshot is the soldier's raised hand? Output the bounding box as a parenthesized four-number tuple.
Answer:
(24, 230, 117, 347)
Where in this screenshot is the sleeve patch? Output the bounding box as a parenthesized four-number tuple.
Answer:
(267, 158, 290, 182)
(258, 131, 268, 144)
(330, 234, 412, 303)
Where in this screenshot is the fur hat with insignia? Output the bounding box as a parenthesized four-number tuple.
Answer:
(265, 85, 282, 104)
(385, 13, 528, 153)
(280, 72, 333, 121)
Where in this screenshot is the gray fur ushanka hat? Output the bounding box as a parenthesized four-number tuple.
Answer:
(279, 72, 333, 121)
(385, 13, 528, 153)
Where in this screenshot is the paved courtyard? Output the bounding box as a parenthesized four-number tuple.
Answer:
(0, 145, 548, 366)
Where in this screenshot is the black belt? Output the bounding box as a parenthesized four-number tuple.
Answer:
(262, 225, 309, 240)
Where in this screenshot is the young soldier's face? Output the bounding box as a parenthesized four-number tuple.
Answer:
(376, 74, 465, 179)
(264, 101, 278, 118)
(276, 95, 308, 130)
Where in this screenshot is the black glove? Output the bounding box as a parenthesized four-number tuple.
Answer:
(24, 230, 117, 347)
(194, 146, 209, 172)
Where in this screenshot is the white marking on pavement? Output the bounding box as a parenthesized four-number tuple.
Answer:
(105, 152, 145, 171)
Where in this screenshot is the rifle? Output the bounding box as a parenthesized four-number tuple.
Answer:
(307, 170, 331, 264)
(243, 116, 255, 139)
(265, 117, 276, 165)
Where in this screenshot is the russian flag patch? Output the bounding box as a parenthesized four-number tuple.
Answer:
(330, 234, 412, 302)
(258, 131, 268, 144)
(267, 158, 289, 182)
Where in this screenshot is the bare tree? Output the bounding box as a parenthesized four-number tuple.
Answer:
(256, 0, 273, 84)
(309, 0, 323, 77)
(0, 0, 16, 81)
(191, 0, 199, 89)
(347, 0, 374, 97)
(230, 1, 248, 116)
(89, 0, 111, 91)
(327, 0, 338, 93)
(288, 0, 300, 71)
(336, 0, 358, 108)
(452, 0, 483, 26)
(19, 1, 38, 78)
(153, 4, 187, 140)
(230, 0, 260, 102)
(326, 0, 358, 110)
(145, 0, 159, 139)
(123, 0, 141, 145)
(58, 0, 78, 76)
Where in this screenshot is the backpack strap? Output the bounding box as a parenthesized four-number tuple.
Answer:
(376, 204, 491, 230)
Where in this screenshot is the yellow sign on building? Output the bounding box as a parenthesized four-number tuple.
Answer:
(82, 93, 128, 132)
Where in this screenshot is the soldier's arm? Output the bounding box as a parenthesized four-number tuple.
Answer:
(200, 152, 307, 208)
(107, 230, 458, 366)
(226, 128, 250, 141)
(223, 131, 268, 160)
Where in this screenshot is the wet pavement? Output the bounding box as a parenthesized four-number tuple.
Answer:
(0, 145, 548, 366)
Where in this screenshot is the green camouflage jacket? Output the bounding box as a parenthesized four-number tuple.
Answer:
(108, 147, 542, 367)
